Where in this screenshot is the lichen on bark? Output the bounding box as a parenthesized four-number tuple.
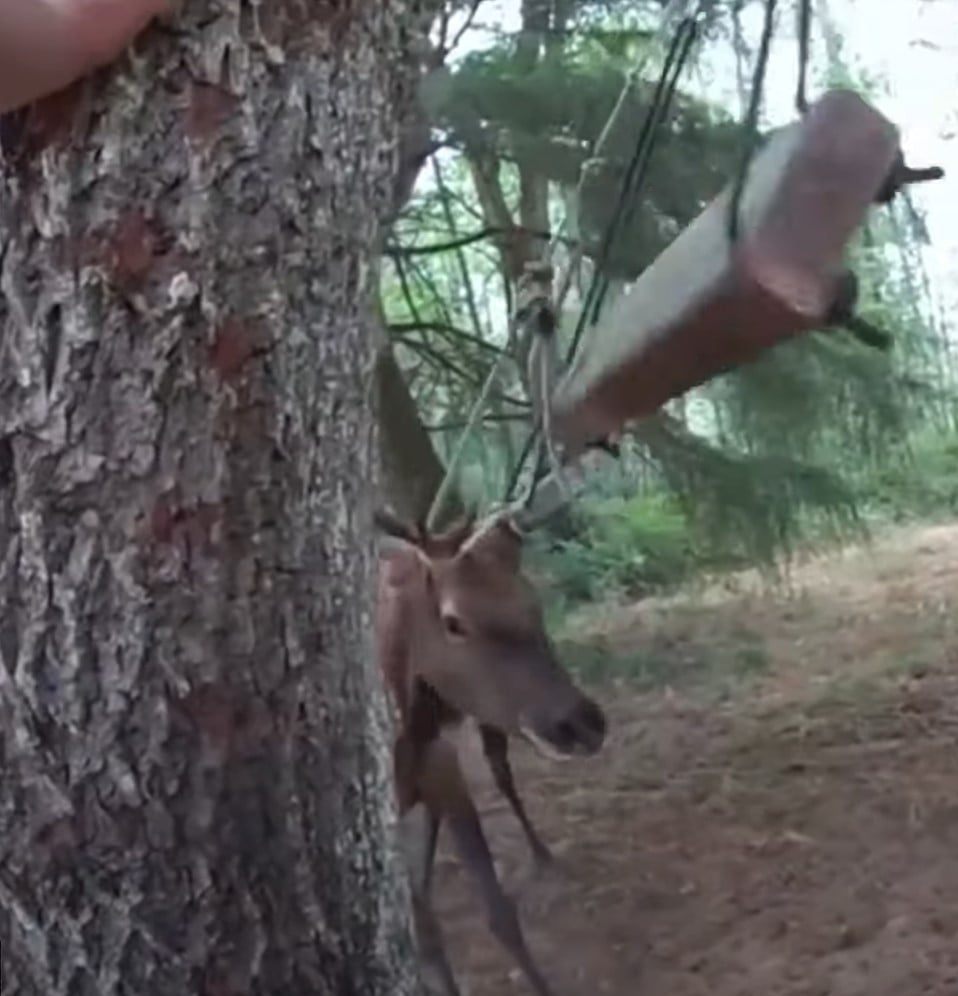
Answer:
(0, 2, 438, 993)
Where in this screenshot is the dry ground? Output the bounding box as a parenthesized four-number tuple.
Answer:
(432, 521, 958, 995)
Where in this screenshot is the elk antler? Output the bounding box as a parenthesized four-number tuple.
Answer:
(471, 471, 577, 540)
(374, 506, 480, 558)
(373, 507, 423, 545)
(423, 510, 478, 558)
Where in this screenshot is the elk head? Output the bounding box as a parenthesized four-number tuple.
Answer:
(376, 507, 607, 761)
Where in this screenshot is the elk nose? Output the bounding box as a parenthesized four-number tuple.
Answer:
(549, 695, 607, 756)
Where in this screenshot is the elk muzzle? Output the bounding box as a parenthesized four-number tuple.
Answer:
(519, 689, 607, 762)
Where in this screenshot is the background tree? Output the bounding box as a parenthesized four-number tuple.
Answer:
(0, 2, 439, 993)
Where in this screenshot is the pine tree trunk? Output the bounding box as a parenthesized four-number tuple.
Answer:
(0, 4, 435, 993)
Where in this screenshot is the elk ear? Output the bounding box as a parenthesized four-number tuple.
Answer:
(379, 537, 437, 601)
(458, 511, 523, 571)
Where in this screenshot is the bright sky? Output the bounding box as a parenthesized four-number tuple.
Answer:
(452, 0, 957, 336)
(735, 0, 957, 335)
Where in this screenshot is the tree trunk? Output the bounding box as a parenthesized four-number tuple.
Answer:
(374, 338, 462, 528)
(374, 67, 462, 531)
(0, 3, 435, 993)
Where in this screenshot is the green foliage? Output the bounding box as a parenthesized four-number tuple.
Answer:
(531, 422, 958, 623)
(437, 34, 745, 275)
(529, 436, 863, 614)
(637, 417, 866, 562)
(531, 491, 700, 607)
(859, 429, 958, 523)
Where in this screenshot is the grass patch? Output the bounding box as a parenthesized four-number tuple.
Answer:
(558, 619, 771, 694)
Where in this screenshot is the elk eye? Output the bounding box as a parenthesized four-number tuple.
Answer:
(442, 614, 467, 639)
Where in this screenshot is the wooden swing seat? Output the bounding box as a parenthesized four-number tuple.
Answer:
(552, 88, 900, 458)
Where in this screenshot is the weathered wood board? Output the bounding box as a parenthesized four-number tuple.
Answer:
(552, 88, 900, 458)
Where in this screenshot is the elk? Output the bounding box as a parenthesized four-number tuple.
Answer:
(376, 506, 608, 996)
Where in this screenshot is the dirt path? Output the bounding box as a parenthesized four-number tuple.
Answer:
(432, 522, 958, 995)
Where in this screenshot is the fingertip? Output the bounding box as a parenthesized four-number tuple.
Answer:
(64, 0, 176, 69)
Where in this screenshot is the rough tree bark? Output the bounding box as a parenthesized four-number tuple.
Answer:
(0, 2, 436, 993)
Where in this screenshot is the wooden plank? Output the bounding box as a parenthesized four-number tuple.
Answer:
(552, 88, 900, 459)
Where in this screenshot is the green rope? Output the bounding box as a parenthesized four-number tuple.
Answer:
(587, 18, 700, 330)
(575, 14, 700, 355)
(727, 0, 778, 243)
(504, 11, 702, 502)
(795, 0, 812, 113)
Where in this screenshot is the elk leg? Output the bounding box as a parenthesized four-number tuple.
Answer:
(402, 801, 441, 897)
(419, 737, 556, 996)
(397, 742, 460, 996)
(411, 888, 462, 996)
(479, 724, 554, 867)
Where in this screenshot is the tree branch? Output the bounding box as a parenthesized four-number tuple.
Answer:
(385, 224, 557, 258)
